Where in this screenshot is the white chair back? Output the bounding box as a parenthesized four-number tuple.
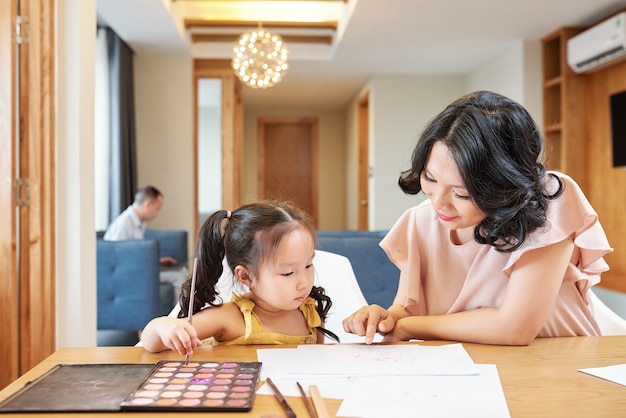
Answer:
(589, 289, 626, 335)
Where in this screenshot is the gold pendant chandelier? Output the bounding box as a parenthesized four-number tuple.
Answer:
(232, 26, 289, 89)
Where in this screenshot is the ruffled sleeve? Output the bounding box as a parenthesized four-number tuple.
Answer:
(503, 173, 613, 294)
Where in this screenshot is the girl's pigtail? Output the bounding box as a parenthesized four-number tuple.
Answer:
(309, 285, 340, 342)
(179, 209, 231, 317)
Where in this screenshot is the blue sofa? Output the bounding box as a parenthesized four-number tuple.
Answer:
(316, 230, 399, 308)
(96, 229, 188, 346)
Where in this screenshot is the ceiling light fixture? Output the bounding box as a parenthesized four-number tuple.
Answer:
(231, 25, 289, 89)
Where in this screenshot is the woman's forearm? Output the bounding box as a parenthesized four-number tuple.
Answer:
(394, 308, 537, 346)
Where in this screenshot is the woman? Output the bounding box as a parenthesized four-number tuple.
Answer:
(342, 91, 612, 346)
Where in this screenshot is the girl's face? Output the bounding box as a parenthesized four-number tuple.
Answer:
(249, 227, 315, 311)
(420, 141, 486, 231)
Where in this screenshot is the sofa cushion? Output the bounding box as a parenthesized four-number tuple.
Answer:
(145, 229, 188, 266)
(96, 239, 162, 330)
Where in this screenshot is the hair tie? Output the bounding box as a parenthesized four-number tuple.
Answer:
(226, 210, 231, 219)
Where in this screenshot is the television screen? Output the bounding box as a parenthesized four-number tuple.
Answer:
(610, 90, 626, 167)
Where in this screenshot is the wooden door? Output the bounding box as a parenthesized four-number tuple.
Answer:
(0, 0, 56, 390)
(358, 93, 370, 230)
(0, 0, 18, 391)
(258, 117, 318, 226)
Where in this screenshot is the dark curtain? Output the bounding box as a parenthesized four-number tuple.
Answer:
(106, 27, 137, 222)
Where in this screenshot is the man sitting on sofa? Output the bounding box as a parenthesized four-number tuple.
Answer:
(104, 186, 168, 255)
(104, 185, 186, 305)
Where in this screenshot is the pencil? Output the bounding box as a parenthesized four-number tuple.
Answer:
(309, 385, 330, 418)
(185, 257, 198, 365)
(297, 381, 316, 418)
(266, 377, 296, 418)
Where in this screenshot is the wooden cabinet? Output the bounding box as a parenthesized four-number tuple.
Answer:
(541, 27, 589, 192)
(542, 23, 626, 294)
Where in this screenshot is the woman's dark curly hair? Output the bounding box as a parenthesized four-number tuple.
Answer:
(178, 200, 339, 342)
(399, 90, 563, 252)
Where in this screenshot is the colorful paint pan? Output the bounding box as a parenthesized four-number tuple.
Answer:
(121, 361, 262, 412)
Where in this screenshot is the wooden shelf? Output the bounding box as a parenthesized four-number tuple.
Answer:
(543, 11, 626, 296)
(544, 76, 563, 88)
(541, 26, 588, 191)
(544, 124, 562, 133)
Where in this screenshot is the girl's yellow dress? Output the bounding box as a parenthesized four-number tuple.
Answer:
(214, 293, 320, 345)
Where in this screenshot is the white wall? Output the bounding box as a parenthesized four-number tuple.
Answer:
(466, 41, 525, 103)
(466, 40, 543, 126)
(522, 41, 543, 130)
(133, 54, 195, 261)
(366, 76, 465, 230)
(56, 0, 97, 347)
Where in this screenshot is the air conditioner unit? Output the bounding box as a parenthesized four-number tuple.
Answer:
(567, 12, 626, 74)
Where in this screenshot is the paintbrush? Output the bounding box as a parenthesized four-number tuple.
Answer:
(185, 257, 199, 365)
(297, 381, 316, 418)
(266, 377, 296, 418)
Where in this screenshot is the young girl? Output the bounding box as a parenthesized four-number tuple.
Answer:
(343, 91, 613, 346)
(141, 200, 338, 354)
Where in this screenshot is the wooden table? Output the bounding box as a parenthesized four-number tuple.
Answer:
(0, 336, 625, 417)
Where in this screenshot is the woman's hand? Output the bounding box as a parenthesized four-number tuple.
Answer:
(342, 304, 398, 344)
(380, 317, 412, 342)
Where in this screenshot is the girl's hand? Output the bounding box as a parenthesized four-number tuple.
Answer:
(342, 304, 397, 344)
(156, 317, 203, 355)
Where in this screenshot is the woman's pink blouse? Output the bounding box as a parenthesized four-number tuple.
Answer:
(380, 172, 613, 337)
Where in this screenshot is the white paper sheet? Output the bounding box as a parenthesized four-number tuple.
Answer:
(336, 364, 510, 418)
(579, 363, 626, 386)
(256, 343, 479, 379)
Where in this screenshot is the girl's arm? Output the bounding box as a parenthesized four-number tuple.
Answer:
(141, 316, 201, 354)
(141, 303, 245, 353)
(389, 236, 574, 345)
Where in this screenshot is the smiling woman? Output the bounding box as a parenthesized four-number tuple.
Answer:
(342, 91, 615, 346)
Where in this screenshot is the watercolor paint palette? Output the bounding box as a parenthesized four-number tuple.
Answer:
(120, 360, 262, 412)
